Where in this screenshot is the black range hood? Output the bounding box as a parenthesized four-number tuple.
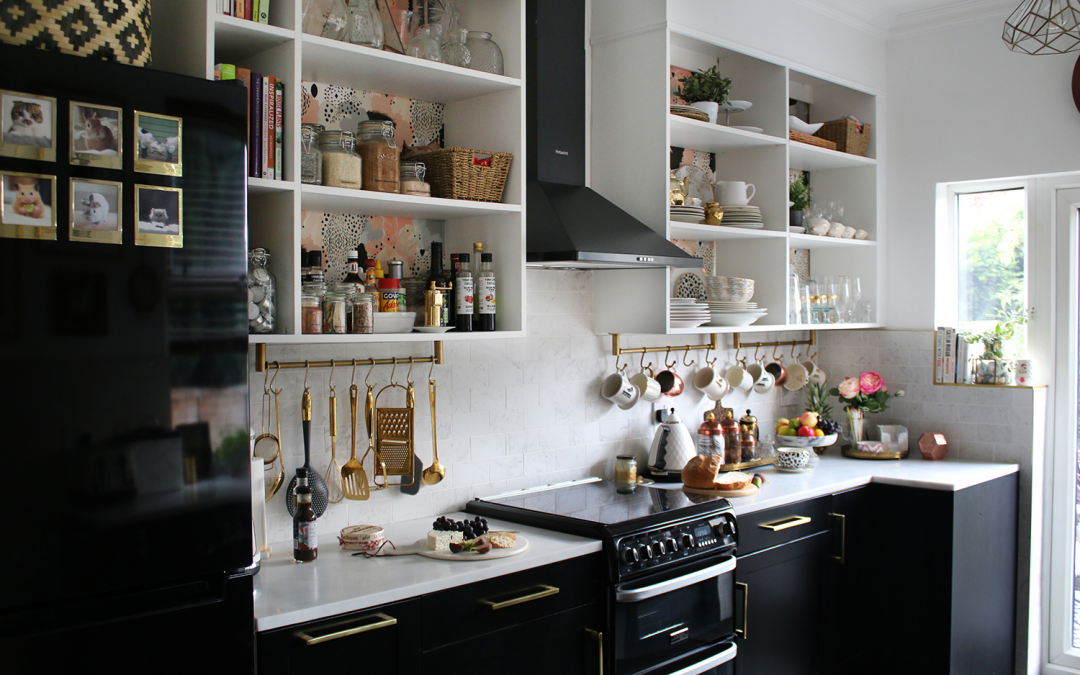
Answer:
(525, 0, 702, 270)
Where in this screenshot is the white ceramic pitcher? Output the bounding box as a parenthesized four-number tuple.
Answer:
(715, 181, 756, 206)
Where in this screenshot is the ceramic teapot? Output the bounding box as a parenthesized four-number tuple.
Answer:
(669, 170, 690, 205)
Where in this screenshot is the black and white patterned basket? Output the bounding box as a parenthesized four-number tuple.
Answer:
(0, 0, 151, 67)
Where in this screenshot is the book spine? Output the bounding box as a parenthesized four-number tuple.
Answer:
(274, 80, 283, 180)
(262, 75, 271, 179)
(245, 0, 253, 21)
(235, 67, 252, 177)
(944, 327, 955, 384)
(251, 73, 263, 178)
(218, 63, 236, 80)
(258, 0, 270, 24)
(252, 0, 260, 23)
(957, 339, 968, 384)
(935, 327, 944, 384)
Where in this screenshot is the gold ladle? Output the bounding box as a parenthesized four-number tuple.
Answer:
(421, 373, 445, 485)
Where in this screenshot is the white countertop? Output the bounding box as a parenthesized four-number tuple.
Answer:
(658, 453, 1019, 516)
(253, 512, 602, 632)
(253, 454, 1016, 631)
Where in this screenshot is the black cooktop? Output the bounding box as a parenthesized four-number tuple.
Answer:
(466, 478, 732, 539)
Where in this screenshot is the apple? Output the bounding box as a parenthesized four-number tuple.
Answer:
(799, 412, 819, 428)
(798, 425, 816, 437)
(777, 425, 791, 436)
(776, 418, 790, 429)
(783, 428, 798, 436)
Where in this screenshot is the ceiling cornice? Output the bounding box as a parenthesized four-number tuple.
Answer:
(788, 0, 892, 38)
(889, 0, 1017, 39)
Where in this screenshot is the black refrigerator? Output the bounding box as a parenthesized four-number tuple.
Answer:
(0, 45, 254, 672)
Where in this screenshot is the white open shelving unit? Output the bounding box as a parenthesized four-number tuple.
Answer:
(589, 2, 884, 336)
(152, 0, 526, 345)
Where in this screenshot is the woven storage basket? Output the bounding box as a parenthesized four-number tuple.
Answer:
(0, 0, 152, 67)
(411, 147, 513, 202)
(788, 130, 836, 151)
(814, 119, 870, 157)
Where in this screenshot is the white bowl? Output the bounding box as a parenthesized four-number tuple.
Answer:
(707, 311, 767, 327)
(373, 312, 418, 334)
(789, 116, 824, 135)
(775, 448, 811, 470)
(774, 433, 837, 448)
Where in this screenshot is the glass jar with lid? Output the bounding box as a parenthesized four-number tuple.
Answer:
(351, 292, 375, 334)
(300, 124, 324, 185)
(302, 294, 323, 334)
(322, 291, 348, 334)
(399, 162, 430, 197)
(318, 130, 362, 189)
(330, 282, 358, 331)
(356, 120, 400, 193)
(248, 248, 276, 334)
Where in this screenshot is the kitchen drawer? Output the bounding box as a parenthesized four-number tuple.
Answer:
(421, 552, 603, 651)
(736, 495, 833, 556)
(257, 598, 421, 675)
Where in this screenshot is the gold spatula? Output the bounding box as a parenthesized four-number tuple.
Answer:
(342, 365, 370, 500)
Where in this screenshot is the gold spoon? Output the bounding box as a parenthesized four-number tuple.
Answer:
(421, 377, 446, 485)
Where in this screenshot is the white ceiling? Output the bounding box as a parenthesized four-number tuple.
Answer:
(796, 0, 1020, 37)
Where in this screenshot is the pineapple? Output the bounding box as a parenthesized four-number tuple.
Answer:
(804, 382, 833, 419)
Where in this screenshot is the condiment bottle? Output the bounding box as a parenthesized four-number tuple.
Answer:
(455, 252, 473, 332)
(477, 252, 496, 331)
(343, 249, 365, 290)
(471, 242, 484, 322)
(697, 411, 724, 457)
(356, 119, 399, 193)
(720, 408, 740, 465)
(378, 278, 400, 312)
(293, 468, 318, 563)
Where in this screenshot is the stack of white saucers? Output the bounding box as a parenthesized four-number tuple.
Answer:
(706, 301, 758, 311)
(670, 298, 711, 328)
(718, 205, 764, 229)
(707, 306, 768, 327)
(670, 205, 705, 223)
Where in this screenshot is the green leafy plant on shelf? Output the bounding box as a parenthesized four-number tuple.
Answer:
(790, 173, 812, 212)
(678, 61, 732, 105)
(962, 307, 1031, 362)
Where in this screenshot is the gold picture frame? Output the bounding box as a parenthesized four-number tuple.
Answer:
(134, 184, 182, 248)
(0, 90, 57, 162)
(0, 172, 57, 240)
(70, 178, 122, 245)
(133, 111, 182, 177)
(70, 102, 122, 170)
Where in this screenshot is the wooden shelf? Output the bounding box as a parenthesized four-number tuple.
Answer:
(788, 233, 877, 249)
(788, 140, 876, 171)
(669, 221, 787, 241)
(669, 115, 785, 153)
(301, 35, 521, 102)
(299, 185, 521, 218)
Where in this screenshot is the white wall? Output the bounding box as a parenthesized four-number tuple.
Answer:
(885, 15, 1080, 330)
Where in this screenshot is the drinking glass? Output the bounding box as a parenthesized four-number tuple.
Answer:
(347, 0, 384, 48)
(846, 277, 861, 322)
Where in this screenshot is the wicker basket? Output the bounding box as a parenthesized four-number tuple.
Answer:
(0, 0, 151, 66)
(814, 119, 870, 157)
(788, 130, 836, 151)
(406, 147, 513, 203)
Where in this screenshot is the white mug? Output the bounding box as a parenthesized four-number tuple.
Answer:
(724, 364, 754, 392)
(630, 370, 663, 403)
(715, 181, 756, 206)
(828, 222, 845, 237)
(602, 371, 639, 410)
(746, 363, 774, 394)
(694, 366, 730, 400)
(855, 229, 868, 240)
(807, 217, 830, 236)
(842, 226, 856, 239)
(783, 361, 809, 391)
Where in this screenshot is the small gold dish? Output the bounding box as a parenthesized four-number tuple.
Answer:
(704, 202, 724, 226)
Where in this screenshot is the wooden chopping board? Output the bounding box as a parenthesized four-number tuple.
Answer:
(682, 484, 759, 498)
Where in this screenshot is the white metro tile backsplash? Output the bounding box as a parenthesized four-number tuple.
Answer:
(250, 269, 807, 543)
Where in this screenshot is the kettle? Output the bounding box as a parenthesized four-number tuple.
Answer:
(647, 408, 697, 480)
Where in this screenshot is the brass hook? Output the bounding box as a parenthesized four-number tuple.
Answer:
(640, 350, 653, 374)
(390, 358, 399, 385)
(790, 343, 797, 359)
(303, 360, 310, 390)
(682, 345, 695, 368)
(773, 344, 782, 362)
(616, 352, 627, 373)
(734, 344, 742, 364)
(365, 360, 376, 387)
(262, 361, 272, 393)
(351, 359, 358, 386)
(328, 361, 336, 394)
(407, 357, 415, 384)
(269, 364, 281, 394)
(428, 357, 436, 381)
(665, 347, 677, 370)
(705, 344, 717, 367)
(753, 344, 761, 364)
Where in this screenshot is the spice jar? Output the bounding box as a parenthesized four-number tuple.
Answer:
(319, 130, 362, 189)
(351, 292, 375, 334)
(697, 411, 724, 457)
(739, 410, 759, 463)
(330, 282, 357, 331)
(301, 294, 322, 334)
(356, 120, 399, 193)
(323, 291, 348, 334)
(614, 455, 637, 494)
(719, 408, 741, 465)
(399, 162, 430, 197)
(248, 248, 276, 334)
(300, 124, 324, 185)
(378, 278, 400, 312)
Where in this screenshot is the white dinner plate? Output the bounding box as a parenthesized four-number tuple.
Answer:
(671, 215, 704, 223)
(414, 326, 455, 333)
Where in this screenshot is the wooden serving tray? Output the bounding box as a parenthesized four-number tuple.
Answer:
(682, 484, 758, 498)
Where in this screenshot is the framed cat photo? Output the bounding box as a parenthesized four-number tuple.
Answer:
(134, 111, 182, 176)
(134, 184, 182, 248)
(0, 172, 57, 240)
(70, 178, 122, 245)
(70, 102, 122, 170)
(0, 91, 57, 162)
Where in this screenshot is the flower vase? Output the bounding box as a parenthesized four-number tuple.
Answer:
(845, 407, 865, 444)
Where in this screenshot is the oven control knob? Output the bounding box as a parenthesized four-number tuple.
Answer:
(652, 541, 666, 556)
(622, 547, 639, 565)
(721, 519, 736, 536)
(665, 537, 677, 552)
(639, 544, 653, 560)
(681, 533, 695, 549)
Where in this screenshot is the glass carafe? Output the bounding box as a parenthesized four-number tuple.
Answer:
(466, 31, 503, 75)
(407, 24, 443, 62)
(443, 28, 471, 68)
(347, 0, 383, 48)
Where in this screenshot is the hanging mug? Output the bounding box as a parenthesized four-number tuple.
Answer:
(694, 365, 730, 401)
(631, 366, 663, 403)
(764, 359, 787, 387)
(746, 363, 775, 394)
(724, 362, 754, 393)
(656, 367, 684, 397)
(602, 369, 639, 410)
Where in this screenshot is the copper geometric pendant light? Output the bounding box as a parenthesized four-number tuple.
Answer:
(1003, 0, 1080, 54)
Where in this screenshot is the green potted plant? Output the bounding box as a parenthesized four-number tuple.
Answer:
(789, 174, 812, 229)
(678, 60, 731, 124)
(963, 309, 1030, 384)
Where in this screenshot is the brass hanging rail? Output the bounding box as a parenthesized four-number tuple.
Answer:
(254, 342, 443, 373)
(732, 331, 816, 351)
(610, 333, 720, 356)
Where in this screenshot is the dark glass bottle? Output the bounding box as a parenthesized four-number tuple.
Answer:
(449, 253, 460, 325)
(427, 241, 452, 326)
(343, 249, 365, 290)
(293, 468, 318, 563)
(477, 252, 495, 331)
(455, 252, 473, 332)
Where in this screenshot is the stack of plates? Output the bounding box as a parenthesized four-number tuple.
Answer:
(706, 301, 758, 311)
(670, 205, 705, 223)
(671, 104, 709, 122)
(707, 307, 768, 327)
(670, 298, 711, 328)
(718, 205, 764, 229)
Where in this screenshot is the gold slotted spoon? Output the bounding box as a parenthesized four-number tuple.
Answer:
(342, 362, 370, 500)
(323, 363, 344, 503)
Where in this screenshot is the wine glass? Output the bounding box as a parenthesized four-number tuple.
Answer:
(846, 277, 861, 322)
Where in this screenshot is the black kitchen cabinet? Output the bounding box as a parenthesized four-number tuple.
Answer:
(823, 486, 873, 674)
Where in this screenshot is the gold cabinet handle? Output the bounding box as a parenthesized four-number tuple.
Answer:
(758, 515, 812, 531)
(735, 582, 749, 639)
(295, 612, 397, 646)
(481, 584, 559, 610)
(586, 628, 604, 675)
(830, 512, 846, 564)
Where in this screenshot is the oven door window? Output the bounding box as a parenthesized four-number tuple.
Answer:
(614, 554, 735, 674)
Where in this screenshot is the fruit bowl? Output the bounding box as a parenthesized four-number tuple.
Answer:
(774, 433, 837, 448)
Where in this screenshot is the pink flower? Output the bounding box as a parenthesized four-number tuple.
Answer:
(859, 371, 884, 395)
(838, 377, 860, 398)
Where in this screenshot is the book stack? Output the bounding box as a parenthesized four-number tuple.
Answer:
(215, 65, 284, 180)
(935, 327, 972, 384)
(218, 0, 270, 22)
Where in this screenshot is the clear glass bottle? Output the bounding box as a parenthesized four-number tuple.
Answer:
(443, 28, 471, 68)
(477, 252, 495, 332)
(302, 294, 323, 334)
(356, 120, 399, 193)
(318, 130, 362, 189)
(399, 162, 430, 197)
(300, 124, 324, 185)
(248, 248, 276, 334)
(346, 0, 383, 48)
(466, 31, 503, 75)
